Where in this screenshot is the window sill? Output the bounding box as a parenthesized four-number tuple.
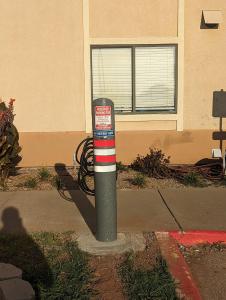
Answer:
(115, 114, 178, 122)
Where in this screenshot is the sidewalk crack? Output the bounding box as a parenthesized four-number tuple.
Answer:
(157, 189, 183, 232)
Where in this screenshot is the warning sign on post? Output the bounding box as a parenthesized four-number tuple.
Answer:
(95, 106, 112, 130)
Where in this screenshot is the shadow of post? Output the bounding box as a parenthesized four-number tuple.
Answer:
(0, 207, 53, 299)
(54, 163, 96, 236)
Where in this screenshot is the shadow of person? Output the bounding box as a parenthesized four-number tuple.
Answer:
(0, 207, 53, 299)
(54, 163, 96, 236)
(0, 206, 26, 234)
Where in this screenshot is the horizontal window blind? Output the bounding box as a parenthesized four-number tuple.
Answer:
(92, 48, 132, 111)
(135, 46, 176, 111)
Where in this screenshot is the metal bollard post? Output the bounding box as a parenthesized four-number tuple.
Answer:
(92, 98, 117, 242)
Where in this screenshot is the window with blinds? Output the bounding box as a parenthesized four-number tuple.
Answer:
(91, 45, 177, 113)
(92, 48, 132, 112)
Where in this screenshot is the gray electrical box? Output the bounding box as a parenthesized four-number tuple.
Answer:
(213, 90, 226, 117)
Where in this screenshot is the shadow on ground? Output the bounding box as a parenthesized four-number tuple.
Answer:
(0, 207, 53, 299)
(55, 163, 96, 235)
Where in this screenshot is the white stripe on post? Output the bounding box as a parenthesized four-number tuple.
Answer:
(94, 148, 116, 156)
(94, 165, 116, 173)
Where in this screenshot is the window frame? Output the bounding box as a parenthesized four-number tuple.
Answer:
(91, 44, 178, 115)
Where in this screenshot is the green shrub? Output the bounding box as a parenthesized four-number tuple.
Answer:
(119, 253, 178, 300)
(38, 167, 51, 181)
(116, 161, 128, 172)
(24, 177, 38, 189)
(131, 148, 171, 179)
(183, 172, 202, 187)
(131, 174, 146, 188)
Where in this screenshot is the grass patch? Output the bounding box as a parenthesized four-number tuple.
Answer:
(0, 232, 95, 299)
(131, 174, 147, 188)
(119, 253, 178, 299)
(183, 172, 205, 187)
(38, 168, 51, 181)
(23, 177, 38, 189)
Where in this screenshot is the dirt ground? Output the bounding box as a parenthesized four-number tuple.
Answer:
(89, 233, 160, 300)
(90, 254, 125, 300)
(1, 166, 225, 192)
(180, 243, 226, 300)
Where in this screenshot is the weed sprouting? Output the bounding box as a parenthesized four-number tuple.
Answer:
(38, 167, 51, 181)
(183, 172, 204, 187)
(24, 177, 38, 189)
(131, 174, 146, 188)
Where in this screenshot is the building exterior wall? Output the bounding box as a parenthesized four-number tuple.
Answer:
(0, 0, 225, 166)
(20, 130, 220, 166)
(0, 0, 85, 132)
(184, 0, 226, 130)
(89, 0, 178, 38)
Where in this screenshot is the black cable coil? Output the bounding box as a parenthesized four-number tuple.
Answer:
(75, 137, 95, 196)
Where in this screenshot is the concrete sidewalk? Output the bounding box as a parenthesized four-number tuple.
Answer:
(0, 188, 225, 234)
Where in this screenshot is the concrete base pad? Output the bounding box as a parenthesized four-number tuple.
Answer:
(75, 232, 146, 255)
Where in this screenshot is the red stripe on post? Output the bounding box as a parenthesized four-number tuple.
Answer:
(94, 139, 115, 148)
(95, 155, 116, 163)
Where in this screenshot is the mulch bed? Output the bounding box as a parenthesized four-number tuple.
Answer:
(2, 166, 224, 192)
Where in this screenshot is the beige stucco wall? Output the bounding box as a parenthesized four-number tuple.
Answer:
(89, 0, 178, 38)
(116, 130, 220, 165)
(0, 0, 85, 132)
(19, 130, 220, 166)
(184, 0, 226, 130)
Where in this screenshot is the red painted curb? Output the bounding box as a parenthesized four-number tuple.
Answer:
(169, 230, 226, 246)
(155, 232, 202, 300)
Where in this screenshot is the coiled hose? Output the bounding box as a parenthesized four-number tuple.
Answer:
(75, 137, 95, 196)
